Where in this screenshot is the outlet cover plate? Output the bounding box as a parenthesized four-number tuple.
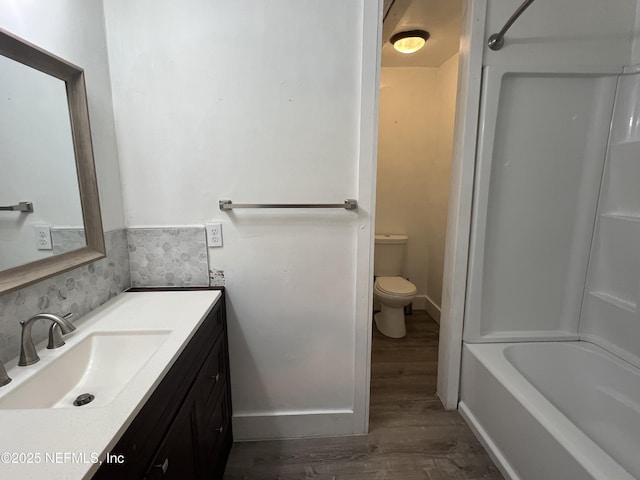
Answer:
(34, 225, 52, 250)
(206, 223, 223, 247)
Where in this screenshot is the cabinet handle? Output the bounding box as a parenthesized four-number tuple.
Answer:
(154, 458, 169, 475)
(217, 425, 224, 434)
(210, 372, 220, 382)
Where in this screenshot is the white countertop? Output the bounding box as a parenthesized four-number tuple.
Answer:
(0, 290, 221, 480)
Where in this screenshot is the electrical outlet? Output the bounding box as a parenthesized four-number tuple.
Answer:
(206, 223, 223, 247)
(34, 225, 52, 250)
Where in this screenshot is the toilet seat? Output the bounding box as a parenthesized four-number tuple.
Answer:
(375, 276, 417, 296)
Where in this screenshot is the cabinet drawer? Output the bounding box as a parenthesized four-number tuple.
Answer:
(195, 333, 226, 415)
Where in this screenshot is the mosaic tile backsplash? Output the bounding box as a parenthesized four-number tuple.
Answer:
(0, 229, 130, 364)
(127, 228, 209, 287)
(51, 228, 87, 255)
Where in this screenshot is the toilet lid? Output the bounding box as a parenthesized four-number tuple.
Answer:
(376, 276, 416, 296)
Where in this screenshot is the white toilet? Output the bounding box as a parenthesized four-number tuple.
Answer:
(373, 234, 417, 338)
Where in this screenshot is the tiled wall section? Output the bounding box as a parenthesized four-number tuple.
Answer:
(51, 228, 87, 255)
(127, 228, 209, 287)
(0, 229, 130, 364)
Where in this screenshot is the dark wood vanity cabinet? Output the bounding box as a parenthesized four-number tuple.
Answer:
(93, 291, 232, 480)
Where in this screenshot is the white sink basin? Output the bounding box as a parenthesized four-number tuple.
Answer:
(0, 331, 170, 409)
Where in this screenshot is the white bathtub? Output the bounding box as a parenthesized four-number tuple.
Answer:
(460, 341, 640, 480)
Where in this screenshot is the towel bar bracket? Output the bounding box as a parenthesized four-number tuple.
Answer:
(0, 202, 34, 213)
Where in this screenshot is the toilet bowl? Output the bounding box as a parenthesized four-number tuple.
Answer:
(373, 276, 417, 338)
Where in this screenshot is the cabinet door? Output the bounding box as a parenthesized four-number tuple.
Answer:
(194, 333, 226, 422)
(144, 394, 198, 480)
(198, 389, 231, 479)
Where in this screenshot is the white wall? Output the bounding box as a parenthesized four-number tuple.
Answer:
(0, 55, 83, 270)
(104, 0, 379, 439)
(431, 54, 459, 312)
(376, 55, 458, 319)
(376, 67, 438, 305)
(0, 0, 125, 233)
(438, 0, 486, 409)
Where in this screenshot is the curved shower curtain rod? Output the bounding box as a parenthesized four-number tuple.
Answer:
(488, 0, 536, 51)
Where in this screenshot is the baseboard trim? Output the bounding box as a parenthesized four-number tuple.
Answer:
(414, 294, 441, 324)
(232, 410, 359, 441)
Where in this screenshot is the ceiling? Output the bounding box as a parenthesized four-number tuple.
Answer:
(382, 0, 463, 68)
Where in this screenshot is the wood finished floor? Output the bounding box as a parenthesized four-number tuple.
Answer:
(223, 312, 502, 480)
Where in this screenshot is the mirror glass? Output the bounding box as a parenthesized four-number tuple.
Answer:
(0, 54, 86, 271)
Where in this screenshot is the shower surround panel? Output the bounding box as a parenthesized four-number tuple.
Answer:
(460, 68, 640, 479)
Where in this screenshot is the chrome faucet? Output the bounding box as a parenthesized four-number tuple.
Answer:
(19, 313, 76, 366)
(0, 360, 11, 387)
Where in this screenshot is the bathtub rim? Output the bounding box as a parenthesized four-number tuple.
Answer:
(460, 341, 635, 480)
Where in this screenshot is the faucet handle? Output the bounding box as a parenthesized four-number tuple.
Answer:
(47, 313, 74, 350)
(47, 324, 64, 349)
(0, 360, 11, 387)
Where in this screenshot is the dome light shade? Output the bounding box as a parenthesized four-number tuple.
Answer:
(390, 30, 430, 54)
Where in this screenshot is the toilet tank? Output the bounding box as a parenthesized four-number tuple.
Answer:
(374, 234, 408, 277)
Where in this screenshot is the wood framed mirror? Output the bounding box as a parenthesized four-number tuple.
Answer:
(0, 28, 105, 295)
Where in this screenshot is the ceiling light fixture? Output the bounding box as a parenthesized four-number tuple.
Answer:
(390, 30, 430, 54)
